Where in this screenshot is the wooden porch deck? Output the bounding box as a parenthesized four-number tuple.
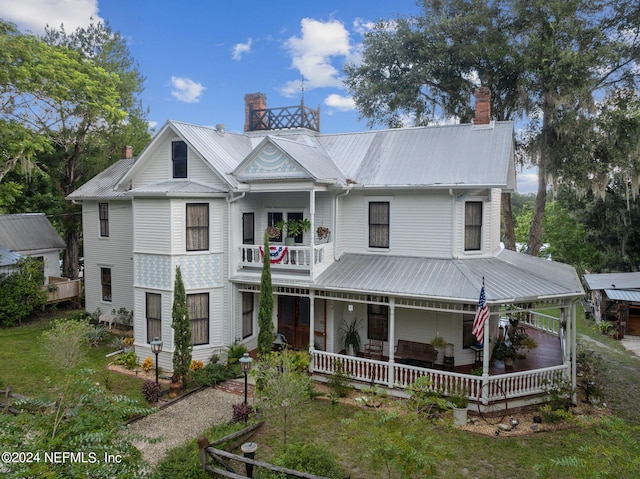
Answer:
(457, 325, 564, 375)
(351, 326, 563, 376)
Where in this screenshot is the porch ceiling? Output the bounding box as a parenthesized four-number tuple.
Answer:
(315, 249, 584, 303)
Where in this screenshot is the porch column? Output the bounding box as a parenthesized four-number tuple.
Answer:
(388, 297, 396, 389)
(309, 291, 315, 352)
(482, 310, 491, 376)
(309, 190, 316, 280)
(308, 291, 315, 373)
(570, 300, 578, 404)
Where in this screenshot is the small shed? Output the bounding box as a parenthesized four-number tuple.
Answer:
(0, 214, 66, 282)
(583, 272, 640, 337)
(0, 246, 23, 276)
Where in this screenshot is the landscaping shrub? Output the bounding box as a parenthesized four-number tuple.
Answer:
(86, 324, 108, 347)
(0, 257, 46, 326)
(232, 402, 254, 423)
(190, 362, 236, 387)
(40, 318, 93, 370)
(226, 342, 248, 364)
(266, 443, 344, 479)
(405, 376, 449, 418)
(141, 380, 161, 403)
(190, 359, 204, 371)
(539, 404, 574, 424)
(327, 359, 352, 398)
(112, 351, 138, 370)
(141, 357, 154, 372)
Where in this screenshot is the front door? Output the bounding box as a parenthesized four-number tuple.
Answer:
(278, 295, 310, 349)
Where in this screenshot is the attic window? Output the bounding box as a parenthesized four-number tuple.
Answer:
(172, 140, 187, 178)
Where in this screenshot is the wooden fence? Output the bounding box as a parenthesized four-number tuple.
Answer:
(0, 387, 28, 415)
(198, 423, 334, 479)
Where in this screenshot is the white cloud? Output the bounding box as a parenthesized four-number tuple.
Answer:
(324, 94, 355, 112)
(353, 17, 376, 35)
(170, 76, 206, 103)
(517, 173, 539, 194)
(232, 38, 252, 61)
(0, 0, 101, 34)
(281, 18, 352, 96)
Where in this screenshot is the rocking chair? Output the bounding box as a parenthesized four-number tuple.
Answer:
(363, 339, 384, 360)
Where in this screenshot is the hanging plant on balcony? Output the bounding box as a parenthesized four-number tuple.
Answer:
(266, 226, 280, 239)
(317, 226, 330, 240)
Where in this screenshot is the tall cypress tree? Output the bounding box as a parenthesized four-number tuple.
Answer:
(171, 265, 191, 387)
(257, 231, 275, 356)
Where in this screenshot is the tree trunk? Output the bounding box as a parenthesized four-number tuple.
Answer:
(501, 192, 516, 250)
(528, 167, 547, 256)
(63, 220, 80, 280)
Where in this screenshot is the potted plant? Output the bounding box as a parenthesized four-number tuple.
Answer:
(169, 373, 181, 399)
(266, 226, 280, 240)
(317, 226, 330, 240)
(276, 218, 311, 245)
(448, 387, 470, 426)
(123, 337, 135, 353)
(493, 334, 538, 367)
(340, 318, 362, 356)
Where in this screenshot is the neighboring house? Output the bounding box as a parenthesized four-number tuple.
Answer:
(583, 272, 640, 337)
(69, 89, 584, 409)
(0, 213, 65, 282)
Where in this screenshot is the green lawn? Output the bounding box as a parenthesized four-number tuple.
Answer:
(0, 309, 146, 403)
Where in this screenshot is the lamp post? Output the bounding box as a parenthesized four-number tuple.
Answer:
(150, 337, 163, 385)
(239, 352, 253, 405)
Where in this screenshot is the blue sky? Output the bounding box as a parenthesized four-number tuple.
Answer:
(0, 0, 537, 192)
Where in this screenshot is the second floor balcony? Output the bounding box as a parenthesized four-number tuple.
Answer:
(238, 242, 334, 277)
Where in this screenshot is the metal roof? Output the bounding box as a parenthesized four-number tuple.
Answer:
(170, 120, 252, 187)
(128, 180, 227, 196)
(318, 121, 514, 187)
(0, 214, 66, 253)
(315, 249, 583, 303)
(68, 157, 136, 199)
(0, 246, 22, 267)
(71, 119, 515, 200)
(604, 289, 640, 302)
(583, 272, 640, 291)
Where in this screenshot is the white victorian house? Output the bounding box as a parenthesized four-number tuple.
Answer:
(69, 90, 584, 410)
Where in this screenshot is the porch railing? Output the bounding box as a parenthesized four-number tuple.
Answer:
(238, 243, 333, 271)
(311, 350, 568, 405)
(525, 311, 561, 335)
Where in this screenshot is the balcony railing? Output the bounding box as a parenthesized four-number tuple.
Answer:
(239, 243, 333, 272)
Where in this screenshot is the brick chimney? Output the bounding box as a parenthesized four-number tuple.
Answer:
(473, 87, 491, 125)
(244, 92, 267, 132)
(122, 145, 133, 159)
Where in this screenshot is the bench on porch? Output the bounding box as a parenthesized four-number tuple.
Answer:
(395, 340, 438, 367)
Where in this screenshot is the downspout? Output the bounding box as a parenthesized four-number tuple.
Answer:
(226, 192, 246, 346)
(333, 187, 351, 261)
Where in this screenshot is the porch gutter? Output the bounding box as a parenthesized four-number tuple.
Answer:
(226, 192, 246, 345)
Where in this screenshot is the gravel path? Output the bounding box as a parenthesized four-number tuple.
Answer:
(127, 382, 251, 467)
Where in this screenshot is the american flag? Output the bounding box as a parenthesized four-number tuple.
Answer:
(472, 285, 489, 344)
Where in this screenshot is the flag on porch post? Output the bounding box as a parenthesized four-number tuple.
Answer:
(472, 280, 489, 345)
